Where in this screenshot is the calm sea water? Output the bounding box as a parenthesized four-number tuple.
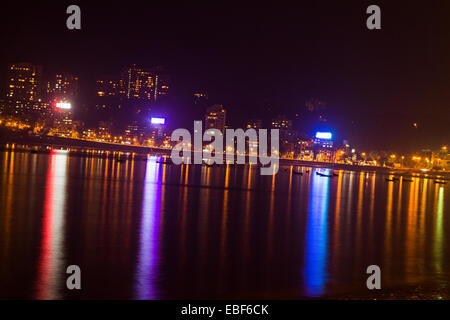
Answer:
(0, 150, 449, 299)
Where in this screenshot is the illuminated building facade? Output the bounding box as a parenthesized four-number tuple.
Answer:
(194, 92, 208, 103)
(47, 73, 78, 102)
(147, 117, 167, 144)
(313, 132, 335, 162)
(94, 65, 169, 114)
(94, 78, 122, 111)
(6, 63, 43, 116)
(51, 111, 77, 138)
(119, 65, 169, 101)
(205, 104, 226, 133)
(296, 138, 315, 160)
(246, 119, 262, 130)
(96, 79, 120, 97)
(271, 115, 292, 130)
(271, 115, 299, 157)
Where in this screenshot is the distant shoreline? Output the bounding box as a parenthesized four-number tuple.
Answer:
(1, 133, 449, 180)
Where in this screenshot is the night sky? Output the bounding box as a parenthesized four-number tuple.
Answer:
(1, 1, 449, 151)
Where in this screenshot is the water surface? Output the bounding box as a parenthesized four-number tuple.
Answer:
(0, 150, 449, 299)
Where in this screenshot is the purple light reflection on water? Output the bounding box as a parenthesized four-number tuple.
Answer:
(135, 158, 162, 299)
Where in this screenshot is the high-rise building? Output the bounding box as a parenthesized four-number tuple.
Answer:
(246, 119, 263, 130)
(313, 131, 335, 162)
(205, 104, 226, 133)
(96, 79, 120, 97)
(271, 115, 292, 130)
(121, 65, 142, 99)
(94, 78, 122, 111)
(94, 65, 169, 117)
(6, 63, 43, 115)
(153, 66, 169, 101)
(272, 115, 298, 147)
(47, 73, 78, 102)
(119, 65, 169, 101)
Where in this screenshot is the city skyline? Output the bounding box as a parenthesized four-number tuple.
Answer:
(1, 0, 450, 306)
(1, 59, 449, 154)
(1, 2, 450, 151)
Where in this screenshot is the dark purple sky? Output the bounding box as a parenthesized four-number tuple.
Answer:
(1, 1, 449, 151)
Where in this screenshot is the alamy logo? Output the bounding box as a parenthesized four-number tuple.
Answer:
(66, 265, 81, 290)
(366, 5, 381, 30)
(366, 265, 381, 289)
(171, 121, 280, 175)
(66, 5, 81, 30)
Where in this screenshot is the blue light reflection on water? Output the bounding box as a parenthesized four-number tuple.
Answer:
(304, 169, 330, 297)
